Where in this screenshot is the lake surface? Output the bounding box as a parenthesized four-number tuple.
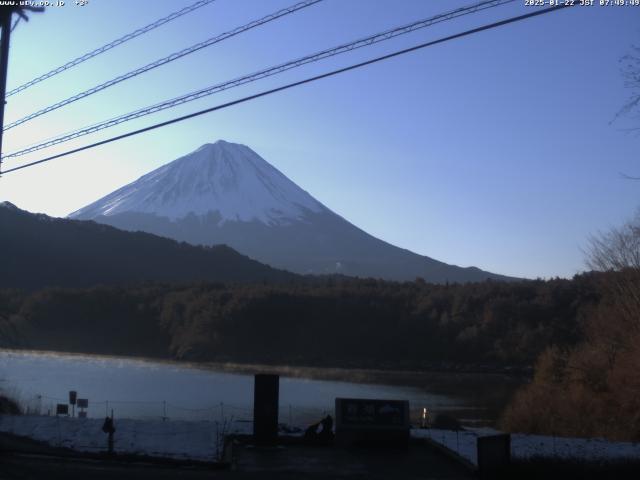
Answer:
(0, 350, 519, 426)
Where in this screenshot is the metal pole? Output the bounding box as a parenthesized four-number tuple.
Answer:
(0, 9, 12, 170)
(109, 408, 114, 454)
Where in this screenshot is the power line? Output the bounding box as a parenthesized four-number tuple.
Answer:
(3, 0, 322, 131)
(2, 0, 502, 136)
(6, 0, 218, 98)
(2, 0, 516, 159)
(1, 4, 574, 176)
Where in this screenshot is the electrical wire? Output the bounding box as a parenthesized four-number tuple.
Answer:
(3, 0, 323, 131)
(2, 0, 515, 159)
(0, 4, 574, 176)
(6, 0, 218, 97)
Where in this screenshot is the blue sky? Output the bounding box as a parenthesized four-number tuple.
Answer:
(1, 0, 638, 279)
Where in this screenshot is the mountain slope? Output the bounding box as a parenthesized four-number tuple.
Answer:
(71, 141, 324, 224)
(70, 140, 514, 283)
(0, 202, 295, 290)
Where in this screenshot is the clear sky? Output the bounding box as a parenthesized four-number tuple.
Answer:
(1, 0, 638, 279)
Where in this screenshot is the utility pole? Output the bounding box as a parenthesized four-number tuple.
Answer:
(0, 6, 43, 175)
(0, 8, 12, 174)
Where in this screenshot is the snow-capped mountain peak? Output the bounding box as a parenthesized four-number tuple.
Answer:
(69, 140, 325, 225)
(68, 140, 514, 283)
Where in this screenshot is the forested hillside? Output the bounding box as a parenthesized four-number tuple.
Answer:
(0, 202, 295, 289)
(501, 216, 640, 441)
(0, 274, 600, 370)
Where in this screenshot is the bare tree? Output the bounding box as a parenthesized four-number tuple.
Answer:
(587, 212, 640, 271)
(608, 44, 640, 180)
(503, 216, 640, 440)
(587, 213, 640, 349)
(614, 45, 640, 129)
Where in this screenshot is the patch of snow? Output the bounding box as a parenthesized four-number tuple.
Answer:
(511, 433, 640, 462)
(8, 412, 639, 465)
(68, 140, 326, 225)
(0, 414, 251, 461)
(411, 428, 640, 466)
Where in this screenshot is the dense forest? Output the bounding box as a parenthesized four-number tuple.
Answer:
(0, 274, 600, 370)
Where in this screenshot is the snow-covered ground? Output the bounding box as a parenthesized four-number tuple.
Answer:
(0, 414, 251, 461)
(3, 414, 640, 465)
(5, 415, 640, 465)
(411, 428, 640, 466)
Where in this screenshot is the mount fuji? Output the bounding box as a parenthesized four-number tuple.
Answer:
(69, 140, 512, 283)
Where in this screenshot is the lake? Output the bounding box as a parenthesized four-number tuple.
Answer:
(0, 349, 522, 427)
